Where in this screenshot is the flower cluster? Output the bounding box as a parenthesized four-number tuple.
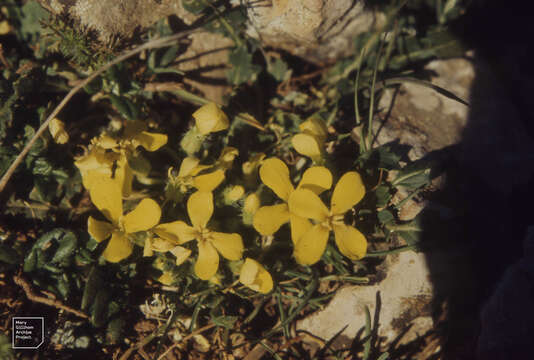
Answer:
(78, 103, 368, 294)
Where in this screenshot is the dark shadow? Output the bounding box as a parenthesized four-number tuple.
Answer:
(409, 2, 534, 359)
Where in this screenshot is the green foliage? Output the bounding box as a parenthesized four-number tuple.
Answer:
(0, 334, 15, 360)
(18, 0, 49, 42)
(227, 45, 261, 85)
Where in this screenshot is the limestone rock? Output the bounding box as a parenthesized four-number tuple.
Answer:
(376, 58, 474, 161)
(245, 0, 383, 64)
(297, 250, 434, 347)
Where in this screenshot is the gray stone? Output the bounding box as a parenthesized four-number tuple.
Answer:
(376, 57, 474, 161)
(297, 250, 434, 347)
(245, 0, 383, 64)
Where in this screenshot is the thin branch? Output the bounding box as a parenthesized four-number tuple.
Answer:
(0, 30, 197, 194)
(13, 273, 89, 319)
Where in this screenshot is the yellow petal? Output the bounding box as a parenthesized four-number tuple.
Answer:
(288, 189, 329, 222)
(49, 118, 69, 144)
(239, 258, 273, 294)
(157, 272, 174, 285)
(115, 154, 133, 197)
(294, 224, 329, 265)
(225, 185, 245, 202)
(299, 117, 328, 142)
(178, 157, 200, 177)
(143, 236, 153, 257)
(133, 131, 168, 151)
(292, 133, 322, 159)
(188, 191, 213, 229)
(259, 158, 293, 201)
(87, 216, 113, 242)
(103, 231, 133, 263)
(289, 213, 312, 246)
(193, 103, 229, 135)
(255, 265, 274, 294)
(252, 204, 290, 235)
(151, 238, 176, 252)
(217, 147, 239, 169)
(298, 166, 332, 195)
(123, 198, 161, 233)
(243, 193, 261, 215)
(0, 21, 11, 35)
(170, 246, 192, 266)
(331, 172, 365, 215)
(195, 241, 219, 280)
(194, 169, 225, 192)
(210, 232, 243, 261)
(96, 134, 119, 149)
(88, 177, 123, 223)
(190, 164, 212, 176)
(153, 221, 196, 244)
(333, 224, 367, 260)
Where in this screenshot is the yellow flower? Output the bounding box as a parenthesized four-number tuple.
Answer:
(192, 103, 229, 135)
(224, 185, 245, 204)
(242, 193, 261, 226)
(167, 147, 239, 196)
(291, 117, 328, 161)
(94, 120, 168, 154)
(143, 233, 192, 267)
(75, 146, 133, 197)
(168, 157, 225, 194)
(288, 172, 367, 265)
(158, 191, 244, 280)
(215, 147, 239, 170)
(239, 258, 273, 294)
(75, 121, 166, 196)
(253, 158, 332, 245)
(49, 118, 69, 144)
(87, 178, 161, 262)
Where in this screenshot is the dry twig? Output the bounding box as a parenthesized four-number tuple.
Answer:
(13, 273, 89, 319)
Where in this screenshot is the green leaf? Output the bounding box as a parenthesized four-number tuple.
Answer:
(50, 231, 77, 263)
(375, 185, 392, 208)
(106, 317, 125, 344)
(182, 0, 208, 14)
(19, 1, 49, 41)
(390, 29, 466, 70)
(32, 157, 53, 176)
(397, 230, 421, 247)
(377, 209, 395, 225)
(392, 167, 431, 190)
(227, 46, 261, 86)
(91, 290, 110, 327)
(109, 94, 134, 120)
(23, 248, 37, 272)
(268, 58, 291, 82)
(159, 45, 180, 67)
(82, 267, 102, 311)
(55, 276, 70, 299)
(0, 244, 20, 265)
(211, 315, 238, 329)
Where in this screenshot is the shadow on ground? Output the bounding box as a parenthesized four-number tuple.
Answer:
(417, 3, 534, 359)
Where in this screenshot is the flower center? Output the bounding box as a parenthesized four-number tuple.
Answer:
(323, 210, 344, 230)
(195, 227, 211, 243)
